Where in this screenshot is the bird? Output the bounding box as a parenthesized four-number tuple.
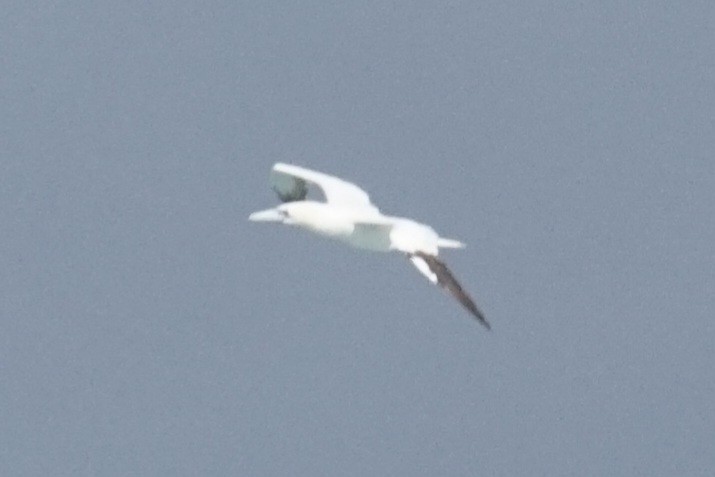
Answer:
(249, 163, 490, 330)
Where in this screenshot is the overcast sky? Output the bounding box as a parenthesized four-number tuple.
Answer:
(2, 2, 714, 475)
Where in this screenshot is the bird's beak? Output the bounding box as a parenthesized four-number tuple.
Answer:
(248, 207, 284, 222)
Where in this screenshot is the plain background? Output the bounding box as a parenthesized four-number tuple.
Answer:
(2, 2, 713, 475)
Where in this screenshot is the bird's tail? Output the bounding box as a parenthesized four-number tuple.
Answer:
(437, 237, 466, 249)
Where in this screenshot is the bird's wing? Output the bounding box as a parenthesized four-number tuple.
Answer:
(409, 252, 490, 330)
(270, 163, 374, 208)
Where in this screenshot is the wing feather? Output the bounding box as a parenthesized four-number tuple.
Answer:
(270, 163, 374, 208)
(410, 252, 491, 330)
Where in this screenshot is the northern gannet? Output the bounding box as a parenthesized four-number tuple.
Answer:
(249, 163, 490, 330)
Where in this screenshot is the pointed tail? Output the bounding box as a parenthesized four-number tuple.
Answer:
(437, 237, 466, 249)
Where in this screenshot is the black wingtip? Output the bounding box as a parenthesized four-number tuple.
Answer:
(413, 252, 491, 331)
(469, 307, 491, 331)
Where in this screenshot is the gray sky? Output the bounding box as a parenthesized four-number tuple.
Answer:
(2, 2, 714, 475)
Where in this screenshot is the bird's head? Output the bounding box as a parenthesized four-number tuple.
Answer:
(248, 205, 291, 224)
(248, 201, 352, 237)
(248, 202, 323, 227)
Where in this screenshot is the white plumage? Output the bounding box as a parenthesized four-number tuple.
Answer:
(249, 163, 490, 329)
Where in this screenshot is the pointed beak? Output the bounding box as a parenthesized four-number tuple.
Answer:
(248, 207, 284, 222)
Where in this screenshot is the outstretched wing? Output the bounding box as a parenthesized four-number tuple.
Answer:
(409, 252, 490, 330)
(270, 163, 374, 208)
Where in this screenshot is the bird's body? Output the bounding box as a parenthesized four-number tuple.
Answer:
(249, 163, 490, 329)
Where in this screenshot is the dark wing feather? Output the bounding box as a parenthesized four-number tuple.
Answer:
(413, 252, 491, 330)
(271, 174, 308, 202)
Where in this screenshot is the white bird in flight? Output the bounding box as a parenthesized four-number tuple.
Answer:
(249, 163, 490, 330)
